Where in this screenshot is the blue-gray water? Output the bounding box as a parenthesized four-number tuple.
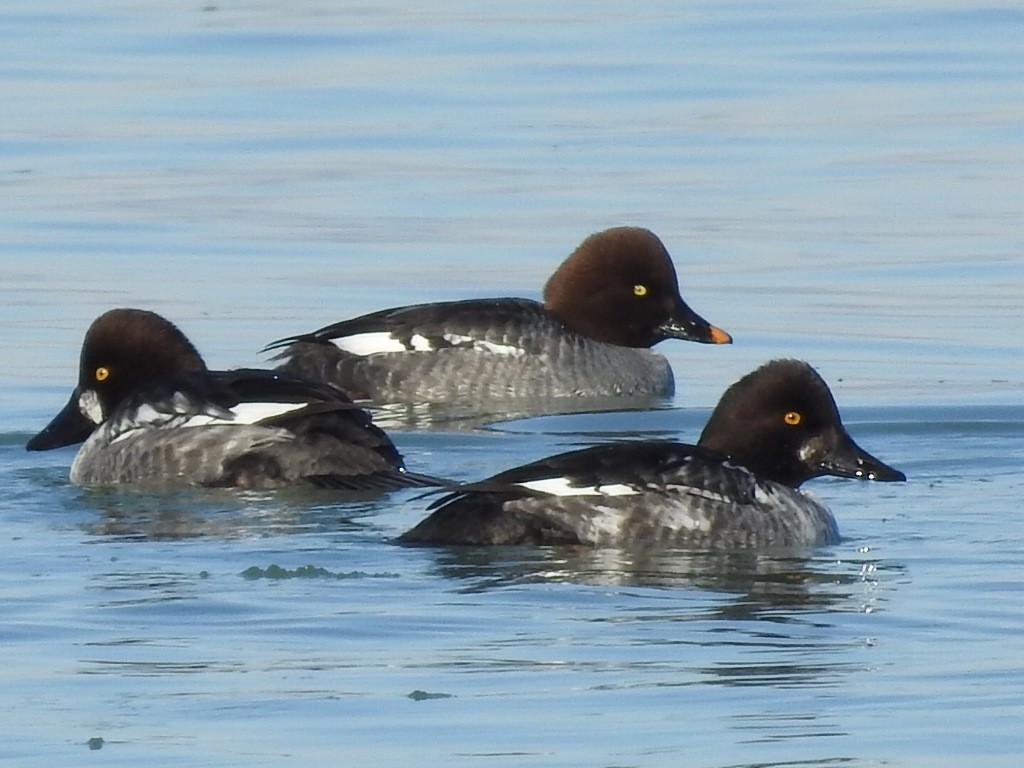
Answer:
(2, 2, 1023, 766)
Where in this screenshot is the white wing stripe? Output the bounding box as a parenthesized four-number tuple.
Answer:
(179, 401, 307, 427)
(517, 477, 639, 497)
(332, 331, 526, 357)
(333, 332, 426, 355)
(442, 334, 525, 357)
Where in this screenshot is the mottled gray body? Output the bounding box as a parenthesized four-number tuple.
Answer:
(69, 423, 405, 489)
(401, 443, 841, 549)
(278, 301, 676, 402)
(523, 484, 839, 549)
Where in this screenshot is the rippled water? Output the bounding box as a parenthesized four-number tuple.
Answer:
(2, 2, 1023, 766)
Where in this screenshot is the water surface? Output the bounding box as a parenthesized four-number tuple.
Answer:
(2, 2, 1023, 766)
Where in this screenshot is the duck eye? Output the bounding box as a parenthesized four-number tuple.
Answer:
(95, 366, 110, 382)
(633, 284, 648, 297)
(783, 411, 802, 426)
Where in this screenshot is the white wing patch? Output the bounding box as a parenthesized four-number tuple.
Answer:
(332, 332, 433, 355)
(332, 331, 525, 357)
(441, 334, 525, 357)
(754, 483, 782, 505)
(179, 401, 308, 427)
(110, 400, 308, 443)
(129, 403, 165, 427)
(517, 477, 639, 497)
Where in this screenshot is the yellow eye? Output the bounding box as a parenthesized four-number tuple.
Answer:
(633, 284, 648, 297)
(95, 366, 110, 382)
(784, 411, 801, 426)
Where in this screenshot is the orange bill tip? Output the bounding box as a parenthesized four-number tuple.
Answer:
(709, 325, 733, 345)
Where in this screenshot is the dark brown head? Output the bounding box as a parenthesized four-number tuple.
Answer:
(542, 227, 732, 348)
(698, 359, 906, 488)
(26, 309, 207, 450)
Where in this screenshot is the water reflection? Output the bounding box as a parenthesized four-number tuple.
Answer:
(408, 544, 903, 697)
(414, 544, 901, 617)
(365, 394, 674, 431)
(78, 658, 246, 676)
(702, 658, 863, 690)
(76, 486, 389, 541)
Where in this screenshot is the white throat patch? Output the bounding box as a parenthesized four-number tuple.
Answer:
(78, 390, 104, 425)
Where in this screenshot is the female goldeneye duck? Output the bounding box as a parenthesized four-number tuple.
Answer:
(26, 308, 438, 491)
(265, 227, 732, 402)
(399, 360, 906, 549)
